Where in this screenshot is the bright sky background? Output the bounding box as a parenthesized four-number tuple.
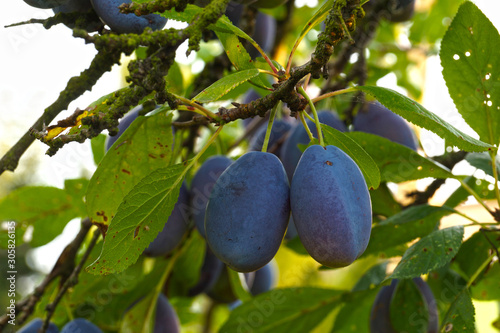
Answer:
(1, 1, 500, 326)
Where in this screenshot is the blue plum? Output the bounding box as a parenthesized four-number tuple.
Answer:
(223, 3, 276, 58)
(155, 294, 181, 333)
(90, 0, 167, 34)
(248, 120, 292, 156)
(353, 102, 418, 150)
(23, 0, 68, 9)
(105, 105, 142, 151)
(205, 152, 290, 272)
(19, 318, 59, 333)
(188, 246, 224, 296)
(190, 156, 233, 238)
(61, 318, 102, 332)
(250, 260, 278, 295)
(53, 0, 92, 13)
(370, 278, 438, 333)
(290, 145, 372, 268)
(280, 110, 347, 181)
(143, 183, 191, 257)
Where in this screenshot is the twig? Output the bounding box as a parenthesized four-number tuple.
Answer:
(41, 228, 101, 332)
(0, 219, 93, 330)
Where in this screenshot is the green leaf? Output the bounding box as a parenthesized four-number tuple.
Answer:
(227, 267, 252, 302)
(214, 30, 254, 71)
(390, 279, 428, 333)
(369, 183, 401, 217)
(440, 290, 476, 333)
(321, 124, 381, 190)
(361, 205, 448, 259)
(219, 288, 343, 333)
(454, 231, 500, 279)
(355, 86, 494, 152)
(470, 262, 500, 300)
(391, 226, 464, 280)
(331, 289, 378, 333)
(352, 262, 388, 292)
(90, 134, 106, 165)
(348, 132, 455, 183)
(86, 112, 174, 227)
(193, 69, 260, 103)
(0, 186, 85, 247)
(158, 3, 202, 23)
(86, 162, 187, 275)
(440, 1, 500, 145)
(465, 152, 500, 179)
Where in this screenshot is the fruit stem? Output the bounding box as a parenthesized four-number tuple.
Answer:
(312, 87, 357, 103)
(458, 178, 495, 216)
(303, 111, 315, 122)
(488, 149, 500, 212)
(298, 85, 324, 147)
(176, 95, 221, 121)
(261, 102, 281, 153)
(258, 69, 280, 78)
(299, 111, 314, 142)
(248, 42, 279, 74)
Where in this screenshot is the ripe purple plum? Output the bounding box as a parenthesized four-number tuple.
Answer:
(143, 183, 190, 257)
(61, 318, 102, 332)
(190, 156, 233, 238)
(205, 152, 290, 272)
(90, 0, 167, 34)
(19, 318, 59, 333)
(23, 0, 68, 8)
(291, 145, 372, 268)
(188, 246, 224, 296)
(154, 294, 181, 333)
(280, 110, 347, 181)
(353, 102, 418, 150)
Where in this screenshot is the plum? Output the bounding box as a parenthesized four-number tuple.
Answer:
(190, 156, 233, 238)
(205, 151, 290, 272)
(223, 2, 276, 58)
(23, 0, 68, 9)
(370, 278, 438, 333)
(248, 120, 292, 156)
(250, 260, 278, 295)
(154, 294, 181, 333)
(386, 0, 415, 23)
(53, 0, 92, 13)
(280, 110, 347, 181)
(105, 105, 142, 151)
(90, 0, 167, 34)
(143, 182, 190, 257)
(290, 145, 372, 268)
(19, 318, 59, 333)
(353, 102, 418, 150)
(188, 246, 224, 296)
(61, 318, 102, 332)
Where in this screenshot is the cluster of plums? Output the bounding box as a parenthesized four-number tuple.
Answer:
(370, 277, 438, 333)
(19, 317, 101, 333)
(23, 0, 167, 34)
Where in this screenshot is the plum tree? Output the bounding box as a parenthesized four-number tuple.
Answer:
(61, 318, 102, 332)
(190, 155, 233, 238)
(280, 110, 347, 181)
(154, 294, 181, 333)
(205, 152, 290, 272)
(249, 260, 278, 295)
(18, 318, 59, 333)
(370, 278, 438, 333)
(22, 0, 67, 9)
(353, 102, 418, 150)
(143, 182, 190, 257)
(248, 119, 292, 156)
(90, 0, 167, 34)
(290, 145, 372, 268)
(188, 246, 224, 296)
